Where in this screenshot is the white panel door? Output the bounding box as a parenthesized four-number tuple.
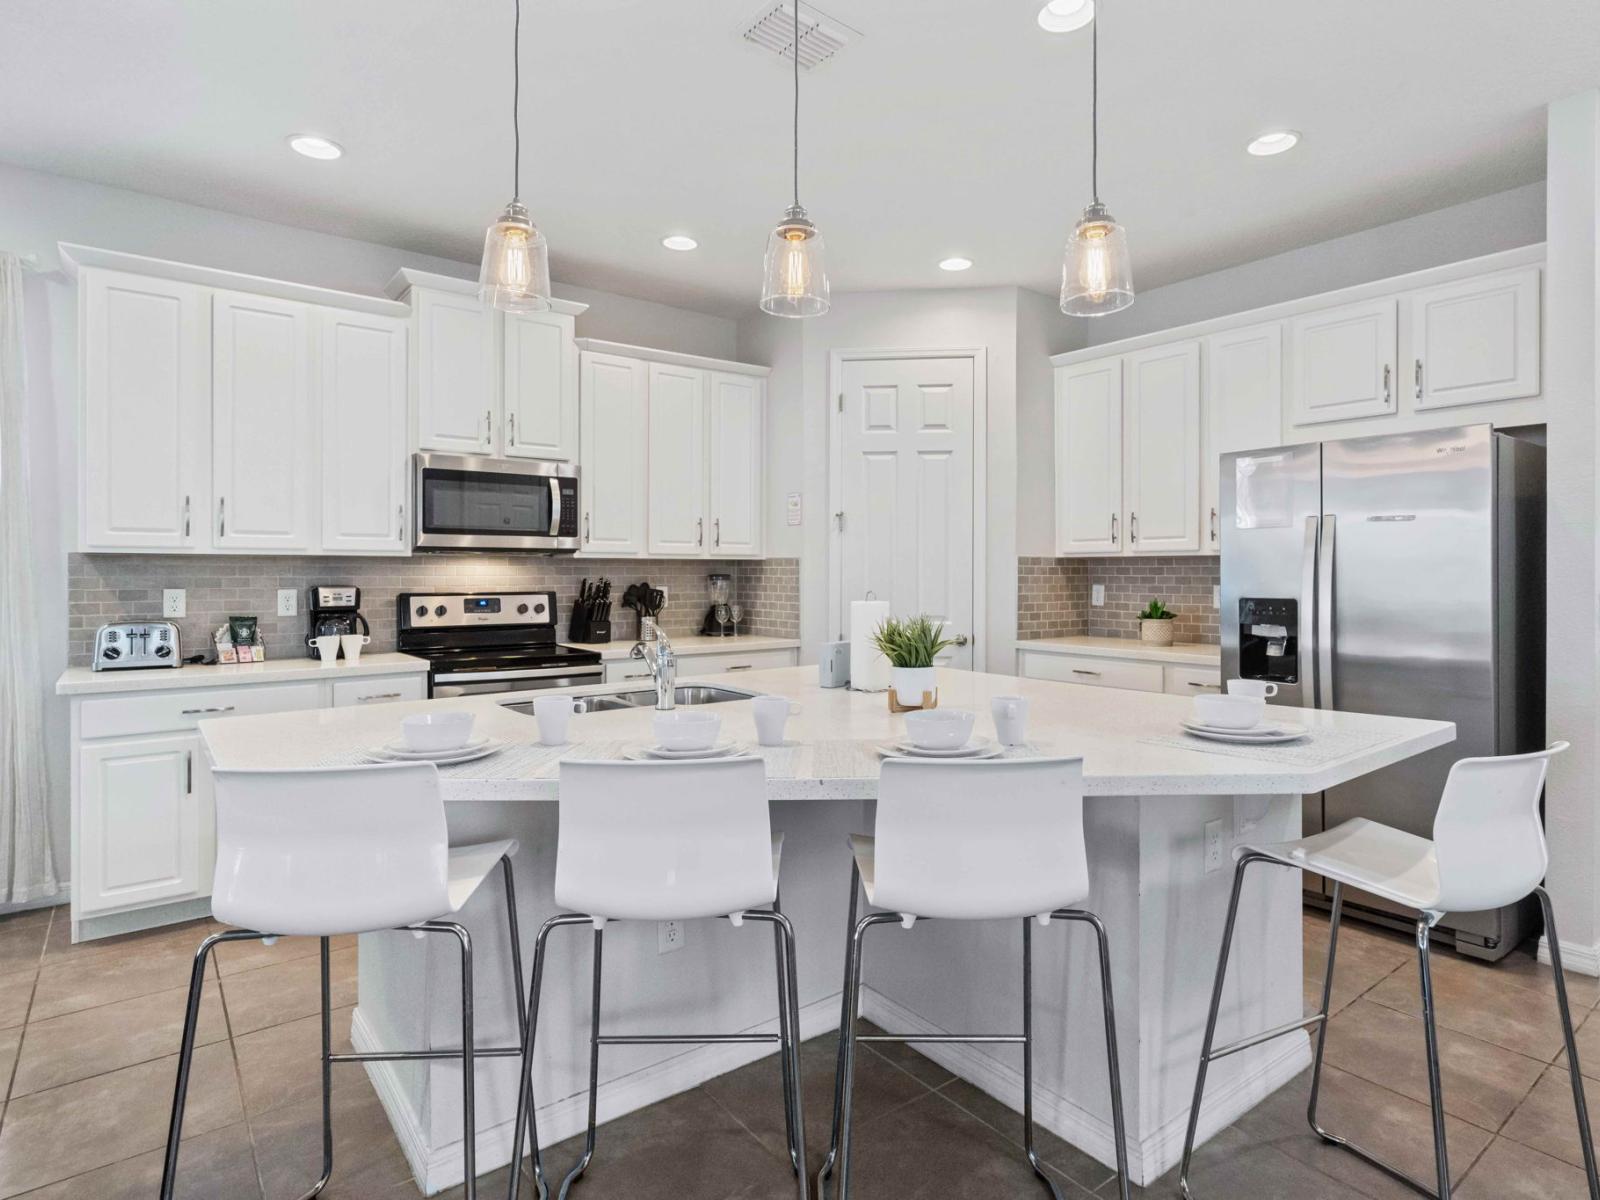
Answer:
(503, 309, 578, 460)
(1054, 359, 1123, 555)
(1202, 323, 1283, 551)
(1125, 341, 1202, 553)
(319, 308, 409, 553)
(1409, 267, 1541, 410)
(77, 733, 209, 915)
(578, 352, 647, 555)
(707, 372, 764, 557)
(840, 356, 975, 669)
(1289, 298, 1398, 425)
(415, 287, 494, 454)
(646, 363, 708, 556)
(80, 269, 209, 550)
(212, 291, 315, 550)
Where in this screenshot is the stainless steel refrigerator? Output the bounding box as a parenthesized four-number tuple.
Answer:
(1220, 423, 1545, 961)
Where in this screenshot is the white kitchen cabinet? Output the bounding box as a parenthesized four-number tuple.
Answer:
(707, 371, 765, 557)
(1409, 267, 1540, 410)
(319, 308, 409, 553)
(1124, 341, 1201, 553)
(646, 363, 709, 556)
(331, 676, 427, 706)
(503, 309, 579, 461)
(579, 352, 648, 555)
(1054, 358, 1124, 555)
(79, 269, 210, 550)
(1202, 322, 1284, 551)
(211, 291, 316, 551)
(602, 646, 798, 684)
(414, 285, 494, 455)
(1019, 650, 1163, 692)
(1164, 664, 1221, 695)
(1288, 297, 1398, 426)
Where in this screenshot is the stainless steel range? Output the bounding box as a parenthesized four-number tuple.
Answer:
(397, 591, 604, 697)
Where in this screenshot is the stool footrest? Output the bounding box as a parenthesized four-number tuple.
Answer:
(1311, 1127, 1442, 1200)
(857, 1034, 1026, 1044)
(596, 1034, 782, 1046)
(1207, 1013, 1325, 1062)
(329, 1046, 524, 1064)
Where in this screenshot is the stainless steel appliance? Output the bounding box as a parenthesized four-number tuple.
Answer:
(92, 621, 181, 671)
(413, 453, 580, 553)
(305, 586, 371, 658)
(398, 591, 603, 697)
(1221, 424, 1545, 961)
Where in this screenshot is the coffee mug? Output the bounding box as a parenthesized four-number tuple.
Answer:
(1227, 678, 1278, 699)
(312, 635, 340, 666)
(991, 695, 1029, 747)
(533, 695, 576, 746)
(751, 695, 801, 746)
(1192, 693, 1266, 730)
(340, 633, 371, 664)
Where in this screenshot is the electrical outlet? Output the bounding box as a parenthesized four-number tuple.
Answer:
(162, 589, 186, 619)
(1204, 818, 1227, 874)
(1212, 584, 1221, 610)
(277, 589, 298, 617)
(657, 920, 685, 954)
(1090, 583, 1105, 607)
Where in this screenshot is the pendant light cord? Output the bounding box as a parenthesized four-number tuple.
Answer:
(792, 0, 801, 209)
(1090, 4, 1099, 206)
(512, 0, 522, 202)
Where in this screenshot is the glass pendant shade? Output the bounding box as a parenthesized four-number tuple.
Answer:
(1060, 202, 1134, 316)
(479, 200, 551, 313)
(760, 206, 829, 318)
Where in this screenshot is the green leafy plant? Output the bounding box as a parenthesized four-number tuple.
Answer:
(870, 614, 956, 668)
(1139, 598, 1175, 621)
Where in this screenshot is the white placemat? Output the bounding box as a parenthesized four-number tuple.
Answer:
(1137, 726, 1405, 767)
(316, 738, 807, 778)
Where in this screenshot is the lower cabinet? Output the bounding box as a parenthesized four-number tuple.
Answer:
(1016, 649, 1219, 695)
(601, 646, 798, 685)
(331, 676, 427, 707)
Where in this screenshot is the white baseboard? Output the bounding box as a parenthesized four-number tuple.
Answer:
(857, 985, 1310, 1188)
(354, 994, 840, 1197)
(1538, 934, 1600, 977)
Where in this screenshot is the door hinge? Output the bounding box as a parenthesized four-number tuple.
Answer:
(834, 511, 845, 531)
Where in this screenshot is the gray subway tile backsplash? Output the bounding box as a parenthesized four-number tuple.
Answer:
(1016, 555, 1220, 645)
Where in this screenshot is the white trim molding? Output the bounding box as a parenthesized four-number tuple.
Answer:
(1538, 934, 1600, 978)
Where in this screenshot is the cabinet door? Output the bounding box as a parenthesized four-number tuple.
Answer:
(415, 288, 494, 454)
(578, 352, 647, 555)
(707, 372, 764, 556)
(212, 291, 315, 550)
(1410, 267, 1540, 410)
(80, 270, 209, 550)
(1054, 359, 1124, 555)
(319, 308, 409, 553)
(1203, 323, 1284, 551)
(503, 310, 578, 460)
(1125, 341, 1202, 553)
(77, 733, 209, 915)
(646, 363, 708, 556)
(1288, 298, 1398, 425)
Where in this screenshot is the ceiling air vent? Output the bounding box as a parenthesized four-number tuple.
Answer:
(740, 2, 857, 71)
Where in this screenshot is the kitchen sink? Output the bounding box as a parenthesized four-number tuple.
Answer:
(503, 684, 754, 718)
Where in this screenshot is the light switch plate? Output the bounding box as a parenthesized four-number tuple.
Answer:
(1212, 585, 1221, 610)
(162, 589, 186, 619)
(277, 589, 298, 617)
(786, 492, 803, 526)
(1091, 584, 1105, 607)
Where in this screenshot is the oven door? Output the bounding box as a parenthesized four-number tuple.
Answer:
(431, 665, 604, 698)
(414, 452, 580, 552)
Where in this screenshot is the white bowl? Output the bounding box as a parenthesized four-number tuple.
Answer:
(401, 710, 476, 752)
(653, 710, 722, 752)
(902, 708, 977, 750)
(1191, 694, 1265, 730)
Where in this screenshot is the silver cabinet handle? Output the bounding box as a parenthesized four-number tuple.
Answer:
(181, 705, 235, 715)
(1383, 363, 1392, 405)
(397, 503, 404, 541)
(185, 753, 192, 795)
(1110, 513, 1118, 546)
(584, 512, 591, 544)
(1209, 507, 1218, 544)
(714, 517, 720, 547)
(1415, 358, 1423, 399)
(1130, 512, 1139, 543)
(697, 517, 704, 547)
(218, 496, 226, 539)
(183, 495, 191, 538)
(622, 670, 650, 680)
(509, 411, 517, 446)
(725, 664, 753, 672)
(1071, 668, 1101, 677)
(485, 409, 492, 445)
(1186, 680, 1216, 689)
(359, 692, 403, 702)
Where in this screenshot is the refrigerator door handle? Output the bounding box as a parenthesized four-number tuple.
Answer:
(1300, 515, 1319, 705)
(1317, 513, 1336, 710)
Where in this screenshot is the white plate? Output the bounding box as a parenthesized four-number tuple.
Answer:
(1181, 724, 1308, 745)
(1182, 719, 1307, 739)
(378, 735, 491, 760)
(625, 741, 747, 761)
(364, 740, 503, 765)
(876, 740, 1004, 760)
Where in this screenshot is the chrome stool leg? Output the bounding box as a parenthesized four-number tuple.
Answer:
(1055, 910, 1130, 1200)
(1306, 883, 1344, 1142)
(819, 860, 863, 1189)
(1538, 886, 1600, 1198)
(1416, 920, 1451, 1198)
(833, 911, 898, 1200)
(557, 925, 605, 1200)
(774, 887, 802, 1175)
(1022, 919, 1066, 1200)
(499, 856, 544, 1198)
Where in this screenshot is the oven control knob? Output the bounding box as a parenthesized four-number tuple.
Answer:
(434, 605, 448, 618)
(415, 605, 428, 618)
(517, 603, 529, 615)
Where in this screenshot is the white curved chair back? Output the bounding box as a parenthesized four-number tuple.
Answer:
(555, 757, 775, 921)
(873, 757, 1088, 921)
(1431, 742, 1567, 914)
(211, 764, 451, 936)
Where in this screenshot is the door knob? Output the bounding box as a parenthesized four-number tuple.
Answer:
(952, 634, 970, 647)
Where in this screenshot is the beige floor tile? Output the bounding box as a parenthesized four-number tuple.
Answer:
(1303, 913, 1413, 1018)
(0, 975, 34, 1033)
(220, 947, 358, 1036)
(249, 1079, 415, 1200)
(1456, 1135, 1597, 1200)
(11, 982, 228, 1098)
(11, 1122, 262, 1199)
(1556, 1002, 1600, 1082)
(1366, 948, 1573, 1061)
(29, 938, 217, 1023)
(234, 1005, 359, 1118)
(1498, 1064, 1600, 1170)
(0, 1041, 242, 1197)
(213, 932, 357, 977)
(0, 923, 49, 980)
(40, 913, 225, 969)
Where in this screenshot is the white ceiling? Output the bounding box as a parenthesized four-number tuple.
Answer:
(4, 1, 1598, 317)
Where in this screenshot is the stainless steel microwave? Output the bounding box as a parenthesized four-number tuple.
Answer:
(413, 453, 581, 553)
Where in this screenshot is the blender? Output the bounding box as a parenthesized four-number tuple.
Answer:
(699, 573, 733, 636)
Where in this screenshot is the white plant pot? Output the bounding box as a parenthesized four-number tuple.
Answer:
(891, 666, 938, 708)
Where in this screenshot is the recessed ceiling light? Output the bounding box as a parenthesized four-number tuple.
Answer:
(287, 134, 343, 160)
(661, 235, 699, 251)
(1037, 0, 1094, 34)
(939, 257, 973, 272)
(1247, 130, 1300, 157)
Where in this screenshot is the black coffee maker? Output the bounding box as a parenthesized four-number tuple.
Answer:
(306, 585, 371, 658)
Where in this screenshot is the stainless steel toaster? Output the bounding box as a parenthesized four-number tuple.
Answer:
(92, 622, 181, 671)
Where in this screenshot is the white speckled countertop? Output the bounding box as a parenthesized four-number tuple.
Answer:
(1016, 635, 1221, 666)
(198, 665, 1451, 801)
(564, 635, 800, 661)
(55, 652, 431, 696)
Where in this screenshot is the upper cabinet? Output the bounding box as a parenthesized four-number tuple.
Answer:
(646, 363, 708, 555)
(319, 308, 409, 553)
(1054, 359, 1123, 555)
(503, 309, 579, 460)
(1409, 267, 1540, 410)
(412, 286, 493, 454)
(707, 371, 765, 556)
(1288, 297, 1398, 425)
(578, 351, 648, 556)
(1202, 322, 1284, 551)
(1123, 341, 1201, 553)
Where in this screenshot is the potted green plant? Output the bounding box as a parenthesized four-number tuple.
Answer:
(1139, 598, 1176, 646)
(871, 614, 955, 707)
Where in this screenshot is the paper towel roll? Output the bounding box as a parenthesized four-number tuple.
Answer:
(849, 600, 891, 692)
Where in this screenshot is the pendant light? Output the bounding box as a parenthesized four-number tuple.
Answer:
(760, 2, 829, 317)
(1060, 3, 1133, 317)
(480, 0, 551, 313)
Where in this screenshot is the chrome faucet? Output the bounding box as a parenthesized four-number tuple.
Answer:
(630, 631, 677, 710)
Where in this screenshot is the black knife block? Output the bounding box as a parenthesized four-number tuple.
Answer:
(569, 616, 611, 643)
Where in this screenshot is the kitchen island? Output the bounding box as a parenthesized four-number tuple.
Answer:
(198, 666, 1454, 1194)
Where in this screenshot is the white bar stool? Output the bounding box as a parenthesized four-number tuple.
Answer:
(505, 756, 806, 1200)
(819, 756, 1131, 1200)
(160, 763, 527, 1200)
(1180, 742, 1598, 1200)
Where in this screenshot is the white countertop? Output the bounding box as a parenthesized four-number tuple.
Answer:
(565, 635, 800, 662)
(1017, 635, 1221, 666)
(198, 665, 1451, 801)
(55, 652, 430, 696)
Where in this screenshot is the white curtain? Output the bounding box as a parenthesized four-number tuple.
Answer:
(0, 253, 59, 903)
